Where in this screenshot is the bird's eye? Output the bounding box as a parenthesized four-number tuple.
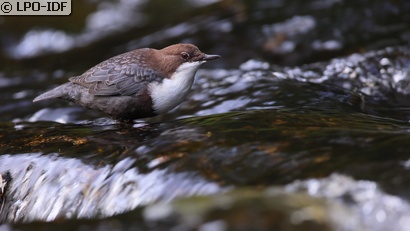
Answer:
(181, 52, 190, 60)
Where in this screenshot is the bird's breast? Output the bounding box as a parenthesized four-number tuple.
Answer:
(149, 63, 200, 113)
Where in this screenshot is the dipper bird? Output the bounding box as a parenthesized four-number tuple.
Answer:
(33, 44, 220, 122)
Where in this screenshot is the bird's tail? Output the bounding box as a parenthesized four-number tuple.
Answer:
(33, 83, 70, 102)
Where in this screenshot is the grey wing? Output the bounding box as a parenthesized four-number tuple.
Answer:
(69, 64, 163, 96)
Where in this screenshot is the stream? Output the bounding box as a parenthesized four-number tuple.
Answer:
(1, 0, 410, 230)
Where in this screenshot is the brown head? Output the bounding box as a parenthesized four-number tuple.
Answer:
(155, 43, 220, 78)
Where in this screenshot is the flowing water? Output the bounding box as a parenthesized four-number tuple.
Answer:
(1, 0, 410, 230)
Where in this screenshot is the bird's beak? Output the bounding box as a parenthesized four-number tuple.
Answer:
(202, 54, 221, 61)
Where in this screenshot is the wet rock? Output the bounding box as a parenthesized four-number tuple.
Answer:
(1, 106, 410, 224)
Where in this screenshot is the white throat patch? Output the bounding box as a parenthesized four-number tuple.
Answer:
(149, 61, 204, 113)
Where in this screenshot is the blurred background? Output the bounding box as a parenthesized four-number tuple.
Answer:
(1, 0, 409, 71)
